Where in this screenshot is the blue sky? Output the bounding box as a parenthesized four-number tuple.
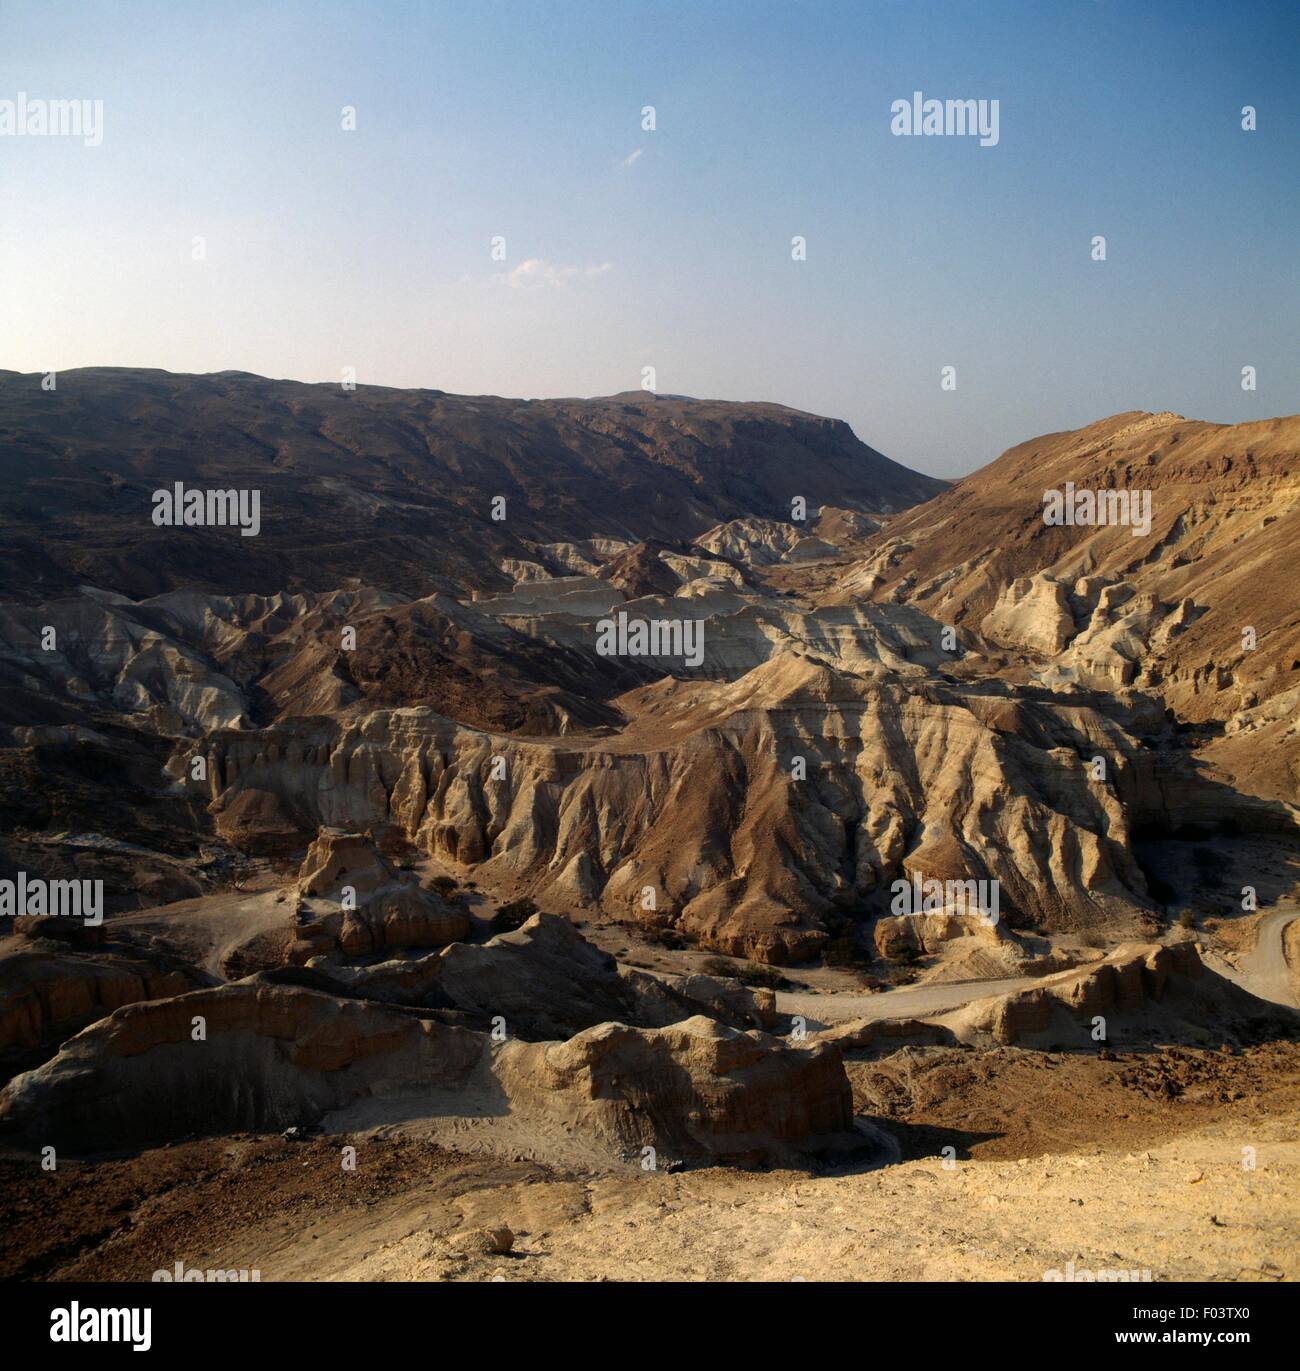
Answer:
(1, 0, 1296, 476)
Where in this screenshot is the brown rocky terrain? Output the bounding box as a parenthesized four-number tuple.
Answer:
(3, 1038, 1297, 1283)
(831, 411, 1300, 805)
(0, 975, 857, 1169)
(0, 368, 940, 605)
(1, 374, 1298, 1284)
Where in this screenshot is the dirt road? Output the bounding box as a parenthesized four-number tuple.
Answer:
(781, 904, 1300, 1028)
(777, 974, 1032, 1028)
(1219, 907, 1299, 1009)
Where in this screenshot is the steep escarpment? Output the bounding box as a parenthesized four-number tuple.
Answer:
(189, 652, 1172, 961)
(0, 369, 942, 604)
(834, 411, 1300, 802)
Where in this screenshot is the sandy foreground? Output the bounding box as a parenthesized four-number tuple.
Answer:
(4, 1043, 1296, 1284)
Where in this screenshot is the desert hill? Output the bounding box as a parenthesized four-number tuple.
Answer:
(833, 410, 1300, 801)
(1, 383, 1298, 1289)
(2, 391, 1298, 962)
(0, 369, 943, 604)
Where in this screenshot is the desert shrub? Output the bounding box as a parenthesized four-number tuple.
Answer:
(1177, 908, 1197, 930)
(1080, 930, 1108, 948)
(700, 957, 737, 978)
(881, 964, 917, 987)
(642, 925, 688, 951)
(735, 963, 791, 991)
(824, 936, 872, 968)
(491, 897, 538, 933)
(426, 875, 459, 896)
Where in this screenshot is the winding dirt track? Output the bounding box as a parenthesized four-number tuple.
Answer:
(776, 974, 1032, 1028)
(779, 905, 1300, 1028)
(1218, 907, 1299, 1009)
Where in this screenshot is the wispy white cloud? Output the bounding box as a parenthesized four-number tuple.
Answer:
(621, 146, 644, 167)
(491, 258, 614, 289)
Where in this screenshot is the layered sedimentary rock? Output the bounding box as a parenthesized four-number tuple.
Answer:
(2, 386, 1295, 979)
(833, 410, 1300, 803)
(814, 943, 1296, 1056)
(0, 979, 852, 1164)
(873, 912, 1013, 959)
(194, 651, 1158, 959)
(290, 829, 470, 959)
(310, 912, 775, 1039)
(496, 1016, 851, 1165)
(948, 941, 1295, 1047)
(0, 942, 198, 1055)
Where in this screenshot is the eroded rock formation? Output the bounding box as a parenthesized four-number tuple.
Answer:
(0, 979, 853, 1165)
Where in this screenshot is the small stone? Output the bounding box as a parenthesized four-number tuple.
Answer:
(448, 1225, 514, 1256)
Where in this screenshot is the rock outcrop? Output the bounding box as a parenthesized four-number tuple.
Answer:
(196, 650, 1163, 960)
(496, 1016, 852, 1165)
(289, 829, 470, 960)
(0, 979, 852, 1165)
(947, 942, 1297, 1048)
(835, 409, 1300, 805)
(873, 911, 1012, 959)
(315, 912, 777, 1039)
(0, 941, 201, 1070)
